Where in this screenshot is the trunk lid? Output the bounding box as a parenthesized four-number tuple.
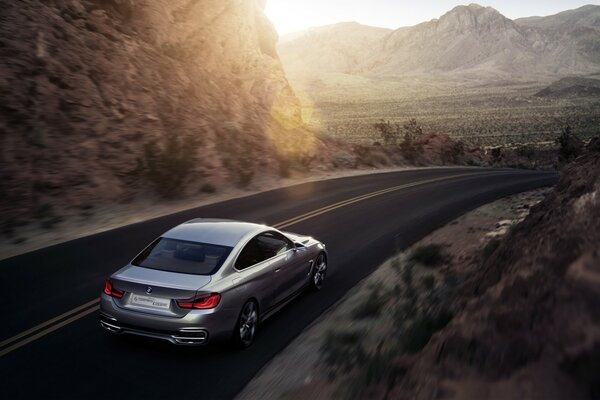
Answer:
(110, 265, 211, 317)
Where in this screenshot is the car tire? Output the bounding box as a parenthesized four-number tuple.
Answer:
(310, 253, 327, 291)
(233, 300, 259, 349)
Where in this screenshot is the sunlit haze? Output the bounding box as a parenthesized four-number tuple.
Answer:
(265, 0, 600, 35)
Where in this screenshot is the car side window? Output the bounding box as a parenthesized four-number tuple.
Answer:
(235, 232, 294, 270)
(256, 232, 293, 259)
(236, 238, 269, 270)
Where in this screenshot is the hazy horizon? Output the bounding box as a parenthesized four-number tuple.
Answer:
(265, 1, 600, 35)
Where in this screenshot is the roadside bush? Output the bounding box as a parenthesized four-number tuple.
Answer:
(411, 244, 448, 267)
(400, 119, 424, 163)
(334, 343, 406, 400)
(373, 120, 401, 146)
(441, 140, 465, 164)
(353, 145, 389, 167)
(491, 147, 503, 163)
(400, 308, 453, 353)
(32, 203, 63, 229)
(483, 238, 501, 261)
(322, 330, 367, 379)
(276, 152, 316, 178)
(141, 134, 199, 198)
(516, 145, 536, 159)
(352, 288, 387, 319)
(2, 216, 23, 237)
(200, 182, 216, 194)
(401, 260, 414, 288)
(555, 125, 584, 164)
(422, 274, 436, 291)
(218, 124, 257, 187)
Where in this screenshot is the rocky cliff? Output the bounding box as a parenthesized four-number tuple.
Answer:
(391, 143, 600, 399)
(0, 0, 316, 227)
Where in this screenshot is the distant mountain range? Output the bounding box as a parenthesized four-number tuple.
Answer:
(278, 4, 600, 80)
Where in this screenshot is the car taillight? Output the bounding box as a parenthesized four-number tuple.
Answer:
(177, 293, 221, 310)
(103, 279, 124, 299)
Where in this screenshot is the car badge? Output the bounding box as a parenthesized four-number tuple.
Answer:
(146, 286, 153, 294)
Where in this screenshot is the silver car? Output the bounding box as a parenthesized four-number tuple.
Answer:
(99, 219, 327, 348)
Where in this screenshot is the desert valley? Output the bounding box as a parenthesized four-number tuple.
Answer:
(278, 4, 600, 147)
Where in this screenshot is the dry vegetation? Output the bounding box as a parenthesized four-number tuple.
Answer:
(296, 75, 600, 148)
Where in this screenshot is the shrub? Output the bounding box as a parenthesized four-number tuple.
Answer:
(400, 308, 453, 353)
(401, 260, 414, 288)
(141, 135, 199, 198)
(334, 344, 406, 400)
(394, 299, 417, 327)
(36, 204, 63, 229)
(218, 125, 256, 187)
(516, 145, 535, 159)
(441, 141, 465, 164)
(491, 147, 503, 162)
(411, 244, 448, 267)
(276, 156, 292, 178)
(200, 182, 216, 194)
(555, 125, 584, 164)
(321, 330, 367, 378)
(422, 274, 436, 291)
(352, 289, 387, 319)
(403, 118, 423, 137)
(2, 216, 22, 237)
(373, 120, 401, 146)
(483, 238, 501, 261)
(400, 119, 424, 163)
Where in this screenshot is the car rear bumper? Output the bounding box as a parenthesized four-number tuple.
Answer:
(99, 294, 236, 346)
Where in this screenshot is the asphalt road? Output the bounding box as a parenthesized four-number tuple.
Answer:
(0, 168, 557, 399)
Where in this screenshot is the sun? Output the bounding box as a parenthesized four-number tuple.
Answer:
(264, 0, 334, 35)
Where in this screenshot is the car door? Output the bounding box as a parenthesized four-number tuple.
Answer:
(234, 237, 277, 312)
(257, 232, 311, 306)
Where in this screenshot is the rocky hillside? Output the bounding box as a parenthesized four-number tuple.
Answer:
(390, 142, 600, 398)
(0, 0, 318, 227)
(278, 22, 391, 75)
(278, 4, 600, 79)
(535, 77, 600, 98)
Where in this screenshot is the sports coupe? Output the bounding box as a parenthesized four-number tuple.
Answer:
(100, 219, 327, 348)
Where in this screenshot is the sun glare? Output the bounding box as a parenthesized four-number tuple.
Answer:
(265, 0, 600, 35)
(264, 2, 332, 36)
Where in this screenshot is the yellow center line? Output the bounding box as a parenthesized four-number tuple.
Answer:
(0, 298, 100, 349)
(0, 306, 99, 358)
(273, 171, 489, 229)
(0, 170, 506, 357)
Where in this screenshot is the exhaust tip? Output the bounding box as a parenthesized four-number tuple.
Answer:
(172, 329, 208, 345)
(100, 320, 123, 333)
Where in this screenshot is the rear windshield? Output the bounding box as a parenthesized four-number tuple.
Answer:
(132, 238, 233, 275)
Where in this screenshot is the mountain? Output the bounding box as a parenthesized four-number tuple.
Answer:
(535, 77, 600, 97)
(278, 4, 600, 79)
(515, 4, 600, 66)
(372, 4, 537, 77)
(278, 22, 392, 74)
(0, 0, 316, 223)
(515, 4, 600, 30)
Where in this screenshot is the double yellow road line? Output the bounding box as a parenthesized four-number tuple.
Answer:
(0, 171, 496, 357)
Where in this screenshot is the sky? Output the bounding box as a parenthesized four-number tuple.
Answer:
(265, 0, 600, 35)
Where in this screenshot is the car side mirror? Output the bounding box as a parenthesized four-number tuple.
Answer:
(293, 242, 307, 252)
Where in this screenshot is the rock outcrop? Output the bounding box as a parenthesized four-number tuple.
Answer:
(535, 77, 600, 98)
(392, 143, 600, 399)
(0, 0, 316, 225)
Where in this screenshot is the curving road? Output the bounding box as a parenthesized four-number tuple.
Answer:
(0, 168, 557, 399)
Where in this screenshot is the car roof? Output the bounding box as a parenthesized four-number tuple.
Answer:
(162, 219, 268, 247)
